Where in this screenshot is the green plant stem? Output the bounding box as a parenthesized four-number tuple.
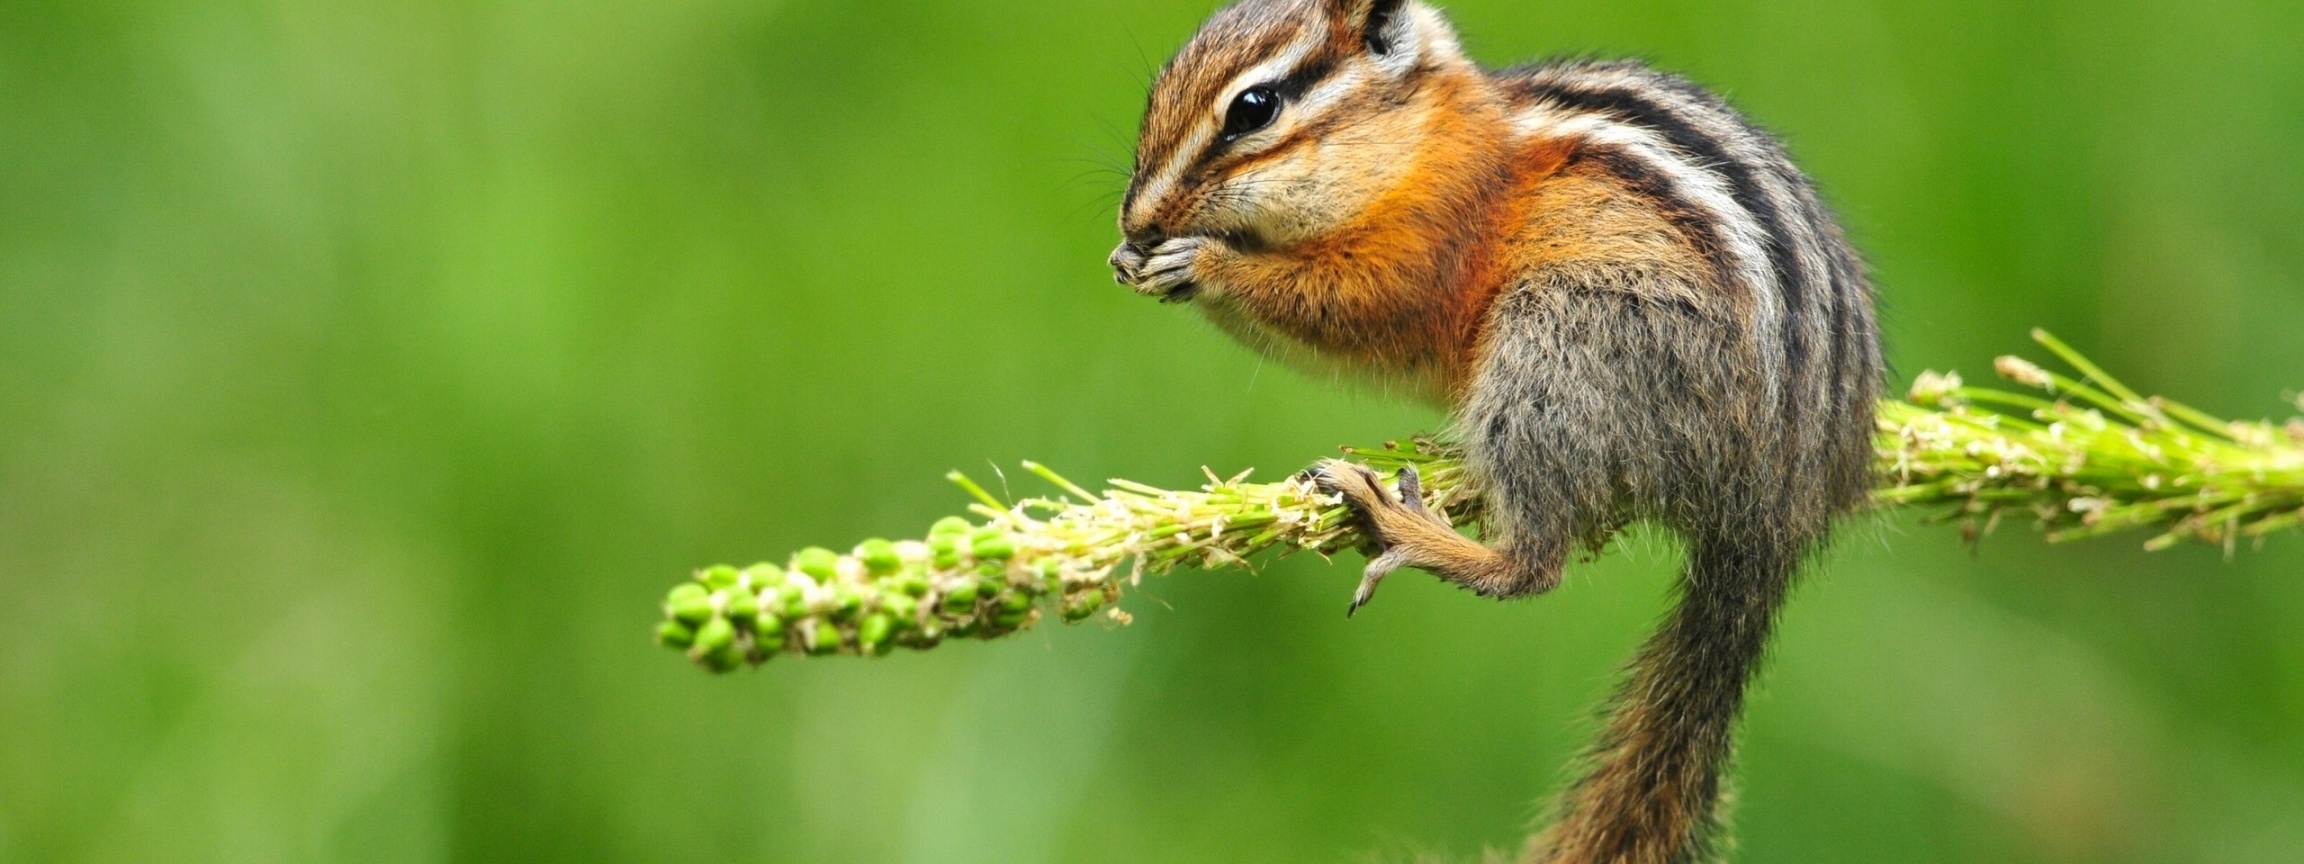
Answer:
(656, 332, 2304, 671)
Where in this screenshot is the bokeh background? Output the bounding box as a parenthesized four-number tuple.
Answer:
(5, 0, 2303, 862)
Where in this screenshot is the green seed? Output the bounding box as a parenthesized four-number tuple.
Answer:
(741, 562, 785, 590)
(701, 565, 741, 589)
(667, 583, 714, 624)
(969, 528, 1015, 560)
(718, 587, 756, 625)
(830, 584, 865, 620)
(858, 538, 902, 574)
(702, 645, 743, 673)
(857, 613, 894, 651)
(994, 608, 1031, 629)
(880, 593, 918, 624)
(657, 619, 697, 648)
(1035, 559, 1063, 592)
(943, 582, 979, 608)
(896, 571, 931, 597)
(928, 536, 960, 570)
(809, 621, 844, 656)
(780, 580, 812, 619)
(795, 547, 841, 582)
(1062, 585, 1114, 622)
(999, 590, 1031, 614)
(693, 616, 736, 654)
(929, 516, 973, 538)
(753, 613, 787, 647)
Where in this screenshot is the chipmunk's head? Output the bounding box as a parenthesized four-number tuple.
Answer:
(1110, 0, 1471, 295)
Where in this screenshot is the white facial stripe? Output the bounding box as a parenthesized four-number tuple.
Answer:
(1134, 28, 1323, 224)
(1220, 28, 1323, 115)
(1284, 64, 1368, 129)
(1512, 103, 1782, 341)
(1132, 123, 1211, 219)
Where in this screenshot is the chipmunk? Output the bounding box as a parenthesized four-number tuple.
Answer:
(1108, 2, 1881, 862)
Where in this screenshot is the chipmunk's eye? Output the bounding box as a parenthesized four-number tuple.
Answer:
(1221, 87, 1280, 141)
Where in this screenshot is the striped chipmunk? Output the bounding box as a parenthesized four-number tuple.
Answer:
(1108, 1, 1882, 862)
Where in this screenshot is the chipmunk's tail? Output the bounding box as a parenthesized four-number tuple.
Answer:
(1525, 534, 1800, 864)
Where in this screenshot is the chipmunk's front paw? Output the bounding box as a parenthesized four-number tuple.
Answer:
(1118, 236, 1210, 303)
(1311, 461, 1447, 617)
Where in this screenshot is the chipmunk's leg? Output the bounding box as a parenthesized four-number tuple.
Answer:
(1314, 462, 1565, 616)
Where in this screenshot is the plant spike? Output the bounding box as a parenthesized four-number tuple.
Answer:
(659, 334, 2304, 672)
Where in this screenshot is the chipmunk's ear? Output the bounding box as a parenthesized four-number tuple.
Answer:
(1327, 0, 1411, 56)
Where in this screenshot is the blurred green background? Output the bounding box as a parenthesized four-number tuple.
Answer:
(4, 0, 2303, 862)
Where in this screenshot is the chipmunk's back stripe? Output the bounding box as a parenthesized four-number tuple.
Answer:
(1521, 83, 1812, 375)
(1506, 65, 1841, 406)
(1570, 145, 1735, 281)
(1507, 104, 1786, 399)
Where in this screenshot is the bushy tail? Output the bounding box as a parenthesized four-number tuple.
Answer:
(1524, 536, 1799, 864)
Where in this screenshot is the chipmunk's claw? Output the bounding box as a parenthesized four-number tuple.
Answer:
(1112, 236, 1208, 303)
(1347, 547, 1412, 618)
(1393, 463, 1433, 516)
